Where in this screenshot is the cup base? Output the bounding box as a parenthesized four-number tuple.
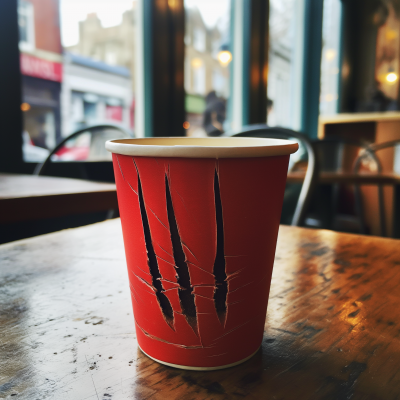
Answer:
(138, 345, 260, 371)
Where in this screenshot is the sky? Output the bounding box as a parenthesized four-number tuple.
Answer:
(60, 0, 231, 47)
(185, 0, 230, 28)
(60, 0, 134, 47)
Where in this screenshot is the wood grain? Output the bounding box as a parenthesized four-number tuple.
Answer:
(0, 173, 118, 223)
(1, 220, 400, 399)
(317, 111, 400, 138)
(287, 170, 400, 185)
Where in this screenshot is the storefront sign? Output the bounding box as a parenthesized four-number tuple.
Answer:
(20, 53, 62, 82)
(106, 105, 123, 121)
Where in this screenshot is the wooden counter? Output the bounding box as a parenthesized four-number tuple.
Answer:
(318, 112, 400, 236)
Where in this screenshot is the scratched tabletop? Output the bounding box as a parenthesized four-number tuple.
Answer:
(1, 220, 400, 400)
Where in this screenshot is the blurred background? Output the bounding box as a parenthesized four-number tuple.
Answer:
(1, 0, 400, 241)
(4, 0, 344, 161)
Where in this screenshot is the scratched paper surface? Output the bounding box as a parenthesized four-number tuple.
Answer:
(113, 154, 289, 368)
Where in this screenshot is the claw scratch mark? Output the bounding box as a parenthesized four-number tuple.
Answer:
(166, 173, 198, 335)
(182, 242, 199, 262)
(136, 265, 152, 277)
(226, 267, 246, 281)
(133, 272, 156, 292)
(156, 254, 176, 267)
(212, 318, 255, 342)
(135, 319, 207, 349)
(187, 261, 215, 277)
(207, 352, 228, 357)
(193, 284, 216, 287)
(130, 282, 144, 302)
(128, 182, 138, 195)
(130, 289, 139, 303)
(133, 159, 174, 330)
(160, 278, 181, 287)
(193, 293, 215, 300)
(154, 242, 174, 258)
(213, 168, 227, 327)
(228, 281, 254, 294)
(116, 155, 125, 181)
(226, 300, 243, 306)
(147, 206, 169, 230)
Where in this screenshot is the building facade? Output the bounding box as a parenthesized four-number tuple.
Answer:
(62, 53, 132, 136)
(66, 9, 137, 94)
(18, 0, 63, 159)
(67, 4, 229, 135)
(184, 7, 229, 99)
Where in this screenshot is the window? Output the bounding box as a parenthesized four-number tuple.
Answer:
(193, 62, 206, 94)
(184, 0, 231, 137)
(212, 69, 227, 97)
(319, 0, 341, 116)
(18, 0, 35, 52)
(19, 0, 135, 162)
(267, 0, 296, 128)
(211, 39, 219, 60)
(193, 28, 206, 52)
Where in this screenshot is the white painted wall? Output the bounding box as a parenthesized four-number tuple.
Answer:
(61, 61, 132, 136)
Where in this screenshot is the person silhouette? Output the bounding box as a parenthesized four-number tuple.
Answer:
(202, 91, 226, 137)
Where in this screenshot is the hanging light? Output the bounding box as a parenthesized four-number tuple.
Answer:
(325, 49, 336, 61)
(191, 58, 203, 69)
(217, 44, 232, 67)
(386, 72, 398, 83)
(21, 103, 31, 112)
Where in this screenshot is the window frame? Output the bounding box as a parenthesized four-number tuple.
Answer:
(0, 0, 327, 175)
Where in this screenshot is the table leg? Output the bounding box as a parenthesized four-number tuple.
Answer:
(393, 184, 400, 239)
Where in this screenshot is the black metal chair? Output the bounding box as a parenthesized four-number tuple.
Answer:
(231, 125, 318, 227)
(308, 136, 374, 232)
(34, 124, 132, 220)
(34, 124, 133, 177)
(312, 136, 371, 172)
(354, 139, 400, 237)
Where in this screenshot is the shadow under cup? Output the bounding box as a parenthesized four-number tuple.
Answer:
(106, 137, 298, 370)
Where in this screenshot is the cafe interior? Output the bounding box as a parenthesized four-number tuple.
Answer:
(1, 0, 400, 398)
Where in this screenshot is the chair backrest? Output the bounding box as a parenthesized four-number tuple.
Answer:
(231, 125, 318, 227)
(312, 136, 372, 172)
(353, 139, 400, 237)
(34, 124, 133, 177)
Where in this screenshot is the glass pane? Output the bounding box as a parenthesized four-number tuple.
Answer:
(184, 0, 232, 137)
(267, 0, 296, 128)
(52, 127, 131, 162)
(319, 0, 341, 116)
(19, 0, 135, 162)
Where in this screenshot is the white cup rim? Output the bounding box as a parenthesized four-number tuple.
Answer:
(105, 137, 299, 158)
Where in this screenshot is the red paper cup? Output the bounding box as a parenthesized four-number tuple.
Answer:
(106, 137, 298, 370)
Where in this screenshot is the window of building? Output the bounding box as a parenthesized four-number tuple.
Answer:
(212, 69, 227, 97)
(211, 39, 219, 59)
(18, 0, 35, 52)
(193, 63, 206, 94)
(267, 0, 296, 128)
(184, 0, 231, 137)
(18, 0, 135, 162)
(319, 0, 341, 116)
(193, 28, 206, 52)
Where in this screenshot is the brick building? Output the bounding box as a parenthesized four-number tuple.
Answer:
(18, 0, 63, 157)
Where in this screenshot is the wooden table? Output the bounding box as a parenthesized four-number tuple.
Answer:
(1, 220, 400, 399)
(287, 170, 400, 237)
(287, 170, 400, 185)
(0, 173, 118, 224)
